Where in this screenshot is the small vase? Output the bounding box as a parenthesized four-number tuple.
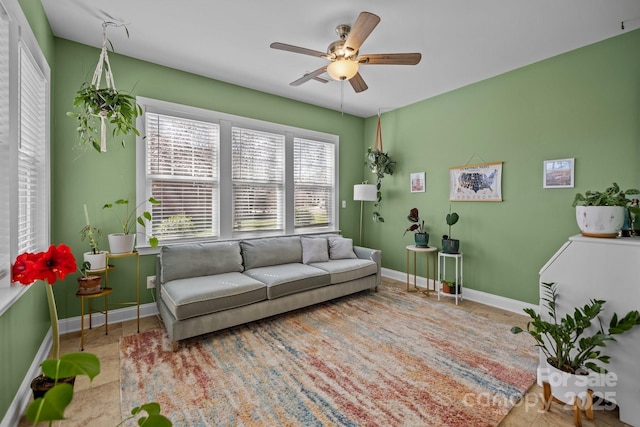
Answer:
(414, 232, 429, 248)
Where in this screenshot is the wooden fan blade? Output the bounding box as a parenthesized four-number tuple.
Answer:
(344, 12, 380, 53)
(358, 53, 422, 65)
(270, 42, 327, 58)
(349, 72, 368, 93)
(290, 66, 328, 86)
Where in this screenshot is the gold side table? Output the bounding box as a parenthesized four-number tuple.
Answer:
(405, 245, 438, 296)
(105, 251, 140, 333)
(76, 287, 113, 351)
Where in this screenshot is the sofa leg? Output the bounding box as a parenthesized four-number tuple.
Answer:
(172, 341, 178, 352)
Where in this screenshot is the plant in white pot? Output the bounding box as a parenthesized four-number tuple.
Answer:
(103, 197, 160, 254)
(572, 182, 639, 238)
(511, 282, 640, 412)
(80, 204, 107, 270)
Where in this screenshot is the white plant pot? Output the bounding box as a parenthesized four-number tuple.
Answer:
(108, 233, 136, 254)
(83, 251, 107, 271)
(575, 206, 625, 238)
(543, 364, 591, 407)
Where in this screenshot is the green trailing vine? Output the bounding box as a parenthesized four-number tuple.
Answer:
(366, 147, 396, 222)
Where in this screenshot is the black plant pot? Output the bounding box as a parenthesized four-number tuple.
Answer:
(441, 238, 460, 254)
(31, 374, 76, 399)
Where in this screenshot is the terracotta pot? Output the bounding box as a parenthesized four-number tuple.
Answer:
(77, 275, 102, 295)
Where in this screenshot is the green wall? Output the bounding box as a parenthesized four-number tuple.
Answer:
(361, 29, 640, 304)
(50, 38, 365, 320)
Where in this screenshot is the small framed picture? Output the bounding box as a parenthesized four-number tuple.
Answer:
(410, 172, 425, 193)
(543, 158, 574, 188)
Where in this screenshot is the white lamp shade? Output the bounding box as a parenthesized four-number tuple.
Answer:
(354, 184, 377, 202)
(327, 59, 359, 81)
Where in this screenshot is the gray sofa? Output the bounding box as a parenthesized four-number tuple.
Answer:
(156, 235, 381, 350)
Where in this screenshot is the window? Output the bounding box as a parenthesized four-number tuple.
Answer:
(136, 97, 339, 248)
(146, 113, 219, 241)
(294, 138, 334, 229)
(232, 128, 284, 233)
(0, 0, 50, 314)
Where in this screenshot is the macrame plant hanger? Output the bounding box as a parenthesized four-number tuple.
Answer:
(91, 22, 118, 152)
(374, 112, 383, 152)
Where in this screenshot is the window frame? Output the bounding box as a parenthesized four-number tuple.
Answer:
(136, 97, 339, 253)
(0, 0, 51, 315)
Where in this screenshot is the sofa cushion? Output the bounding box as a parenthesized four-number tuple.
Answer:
(160, 242, 243, 284)
(244, 263, 330, 299)
(161, 272, 267, 320)
(328, 236, 357, 260)
(240, 237, 302, 269)
(301, 237, 329, 264)
(310, 259, 378, 284)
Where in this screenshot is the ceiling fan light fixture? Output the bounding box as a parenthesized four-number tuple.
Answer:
(327, 59, 359, 81)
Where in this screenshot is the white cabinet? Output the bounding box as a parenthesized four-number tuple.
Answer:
(539, 235, 640, 426)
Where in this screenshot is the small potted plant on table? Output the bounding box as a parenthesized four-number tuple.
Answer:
(441, 206, 460, 254)
(103, 196, 160, 253)
(80, 204, 106, 270)
(403, 208, 428, 247)
(572, 182, 639, 238)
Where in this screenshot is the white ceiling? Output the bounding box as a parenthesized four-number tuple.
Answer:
(40, 0, 640, 118)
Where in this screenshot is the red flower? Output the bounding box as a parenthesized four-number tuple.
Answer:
(12, 252, 42, 284)
(12, 244, 77, 285)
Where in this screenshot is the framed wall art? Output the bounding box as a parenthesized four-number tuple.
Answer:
(449, 162, 502, 201)
(543, 158, 574, 188)
(410, 172, 425, 193)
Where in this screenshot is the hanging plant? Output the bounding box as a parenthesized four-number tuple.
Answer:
(67, 23, 141, 154)
(366, 116, 396, 222)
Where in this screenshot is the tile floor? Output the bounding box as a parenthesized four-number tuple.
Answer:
(18, 277, 630, 426)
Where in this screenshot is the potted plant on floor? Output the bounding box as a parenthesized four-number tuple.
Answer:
(103, 196, 160, 253)
(511, 282, 640, 409)
(441, 280, 460, 295)
(441, 206, 460, 254)
(80, 204, 106, 270)
(572, 182, 640, 238)
(403, 208, 428, 247)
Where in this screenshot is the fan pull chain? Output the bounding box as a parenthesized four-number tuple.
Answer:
(340, 80, 345, 116)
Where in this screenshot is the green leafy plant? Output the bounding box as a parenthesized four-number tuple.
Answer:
(443, 206, 459, 240)
(103, 197, 160, 247)
(80, 204, 102, 253)
(511, 282, 640, 374)
(366, 147, 396, 223)
(67, 82, 142, 153)
(403, 208, 425, 235)
(572, 182, 640, 207)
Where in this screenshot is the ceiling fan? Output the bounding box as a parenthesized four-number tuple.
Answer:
(270, 11, 421, 93)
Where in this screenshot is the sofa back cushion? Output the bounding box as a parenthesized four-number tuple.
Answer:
(241, 237, 302, 269)
(160, 241, 243, 284)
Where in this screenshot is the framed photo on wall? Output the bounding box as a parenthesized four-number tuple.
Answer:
(449, 162, 502, 201)
(410, 172, 425, 193)
(543, 158, 574, 188)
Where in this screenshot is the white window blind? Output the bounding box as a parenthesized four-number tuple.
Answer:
(0, 7, 9, 287)
(232, 128, 285, 233)
(17, 43, 46, 254)
(294, 138, 335, 229)
(146, 112, 219, 242)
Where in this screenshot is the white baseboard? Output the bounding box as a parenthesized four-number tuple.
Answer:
(1, 330, 52, 427)
(58, 302, 159, 334)
(381, 267, 536, 315)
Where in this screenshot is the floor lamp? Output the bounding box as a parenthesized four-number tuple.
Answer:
(353, 184, 377, 246)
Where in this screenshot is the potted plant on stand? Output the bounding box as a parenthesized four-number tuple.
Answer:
(511, 282, 640, 422)
(103, 196, 160, 254)
(403, 208, 428, 247)
(572, 182, 639, 238)
(441, 206, 460, 254)
(80, 204, 106, 270)
(77, 261, 103, 295)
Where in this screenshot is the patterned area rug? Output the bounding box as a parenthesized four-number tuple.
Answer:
(120, 286, 537, 426)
